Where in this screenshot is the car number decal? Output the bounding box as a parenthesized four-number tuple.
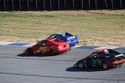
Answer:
(91, 59, 97, 67)
(36, 47, 47, 54)
(91, 59, 101, 68)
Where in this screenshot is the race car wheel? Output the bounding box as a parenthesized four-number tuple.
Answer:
(49, 49, 55, 56)
(27, 48, 34, 56)
(116, 64, 122, 68)
(102, 63, 108, 70)
(78, 62, 84, 69)
(118, 64, 122, 67)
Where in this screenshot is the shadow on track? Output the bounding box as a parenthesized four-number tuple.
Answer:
(17, 53, 58, 57)
(17, 48, 71, 57)
(66, 66, 113, 72)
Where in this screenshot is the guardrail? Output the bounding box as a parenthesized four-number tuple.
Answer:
(0, 0, 125, 11)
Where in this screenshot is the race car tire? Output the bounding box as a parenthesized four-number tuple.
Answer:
(49, 49, 55, 56)
(116, 64, 122, 68)
(78, 62, 84, 69)
(27, 48, 34, 56)
(118, 64, 122, 67)
(102, 63, 108, 70)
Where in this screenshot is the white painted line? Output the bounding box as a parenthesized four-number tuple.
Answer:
(0, 41, 14, 45)
(0, 41, 35, 47)
(22, 43, 36, 47)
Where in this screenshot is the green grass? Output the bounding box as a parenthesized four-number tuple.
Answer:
(0, 10, 125, 46)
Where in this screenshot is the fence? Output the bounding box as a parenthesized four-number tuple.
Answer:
(0, 0, 125, 11)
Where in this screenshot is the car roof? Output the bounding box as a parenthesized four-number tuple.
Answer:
(52, 32, 73, 37)
(95, 49, 107, 53)
(47, 38, 67, 44)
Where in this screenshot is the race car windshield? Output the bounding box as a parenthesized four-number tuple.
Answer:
(107, 49, 120, 56)
(49, 35, 56, 38)
(89, 52, 98, 58)
(96, 50, 120, 58)
(38, 40, 47, 46)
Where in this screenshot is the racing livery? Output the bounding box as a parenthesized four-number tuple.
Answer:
(48, 32, 78, 47)
(23, 38, 70, 56)
(74, 49, 125, 70)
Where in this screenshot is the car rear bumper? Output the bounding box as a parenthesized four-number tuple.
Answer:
(112, 58, 125, 64)
(107, 58, 125, 67)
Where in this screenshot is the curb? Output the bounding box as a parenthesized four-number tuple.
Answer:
(0, 41, 35, 47)
(0, 42, 124, 51)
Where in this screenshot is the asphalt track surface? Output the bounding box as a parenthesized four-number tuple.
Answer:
(0, 45, 125, 83)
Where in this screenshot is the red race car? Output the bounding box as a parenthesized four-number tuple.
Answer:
(23, 38, 70, 56)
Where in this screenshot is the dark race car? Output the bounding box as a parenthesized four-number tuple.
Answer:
(23, 38, 70, 56)
(74, 49, 125, 70)
(48, 32, 78, 47)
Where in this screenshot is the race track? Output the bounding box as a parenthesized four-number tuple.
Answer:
(0, 45, 125, 83)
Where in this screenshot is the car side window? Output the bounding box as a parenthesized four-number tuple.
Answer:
(98, 52, 110, 59)
(49, 35, 56, 38)
(109, 50, 120, 55)
(89, 52, 98, 58)
(38, 40, 47, 46)
(93, 55, 98, 58)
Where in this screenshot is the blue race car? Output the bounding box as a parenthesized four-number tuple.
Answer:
(48, 32, 78, 47)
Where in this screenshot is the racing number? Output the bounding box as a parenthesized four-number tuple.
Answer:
(36, 47, 47, 54)
(91, 59, 97, 67)
(91, 59, 101, 68)
(41, 47, 47, 54)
